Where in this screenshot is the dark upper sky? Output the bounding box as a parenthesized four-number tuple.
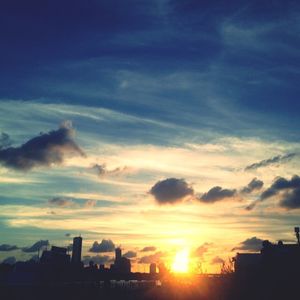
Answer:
(1, 0, 300, 142)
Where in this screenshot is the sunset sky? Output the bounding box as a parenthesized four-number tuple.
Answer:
(1, 0, 300, 273)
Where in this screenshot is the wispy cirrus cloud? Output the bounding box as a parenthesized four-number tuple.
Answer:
(245, 153, 297, 171)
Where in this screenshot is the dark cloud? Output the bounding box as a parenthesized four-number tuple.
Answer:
(2, 256, 16, 265)
(211, 256, 225, 265)
(199, 186, 236, 203)
(241, 178, 264, 194)
(245, 153, 297, 171)
(22, 240, 49, 253)
(232, 237, 264, 252)
(150, 178, 194, 204)
(123, 251, 137, 259)
(141, 246, 156, 252)
(83, 255, 111, 266)
(138, 251, 165, 264)
(0, 122, 84, 171)
(92, 164, 129, 177)
(279, 188, 300, 209)
(260, 175, 300, 200)
(65, 233, 71, 237)
(89, 239, 115, 253)
(193, 243, 212, 257)
(0, 244, 18, 251)
(29, 255, 39, 262)
(247, 175, 300, 210)
(48, 197, 74, 207)
(0, 132, 12, 149)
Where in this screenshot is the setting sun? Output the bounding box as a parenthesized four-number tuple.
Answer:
(171, 249, 189, 273)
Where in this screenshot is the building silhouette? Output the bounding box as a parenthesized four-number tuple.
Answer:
(150, 263, 157, 274)
(71, 236, 82, 264)
(40, 246, 70, 265)
(113, 247, 131, 273)
(234, 227, 300, 275)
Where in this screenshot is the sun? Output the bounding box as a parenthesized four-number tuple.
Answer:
(171, 249, 189, 273)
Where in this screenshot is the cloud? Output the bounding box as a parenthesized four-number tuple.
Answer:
(22, 240, 49, 253)
(0, 132, 12, 149)
(199, 186, 236, 203)
(48, 197, 74, 207)
(232, 237, 264, 252)
(260, 175, 300, 200)
(138, 251, 165, 264)
(2, 256, 16, 265)
(150, 178, 194, 204)
(247, 175, 300, 210)
(211, 256, 225, 265)
(141, 246, 156, 252)
(85, 199, 97, 207)
(241, 177, 264, 194)
(65, 233, 71, 237)
(83, 255, 111, 265)
(123, 251, 137, 259)
(0, 121, 84, 170)
(245, 153, 297, 171)
(0, 244, 18, 251)
(279, 188, 300, 209)
(92, 164, 129, 177)
(89, 239, 115, 253)
(193, 243, 212, 258)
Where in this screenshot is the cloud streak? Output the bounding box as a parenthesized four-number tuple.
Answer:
(245, 153, 297, 171)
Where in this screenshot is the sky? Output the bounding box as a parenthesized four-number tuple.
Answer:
(0, 0, 300, 272)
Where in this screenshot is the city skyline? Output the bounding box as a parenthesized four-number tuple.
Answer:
(1, 0, 300, 274)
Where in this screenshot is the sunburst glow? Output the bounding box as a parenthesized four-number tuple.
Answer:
(171, 249, 189, 273)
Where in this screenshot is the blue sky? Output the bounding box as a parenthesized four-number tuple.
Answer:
(0, 0, 300, 272)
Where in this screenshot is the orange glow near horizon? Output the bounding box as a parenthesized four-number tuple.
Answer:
(171, 249, 189, 273)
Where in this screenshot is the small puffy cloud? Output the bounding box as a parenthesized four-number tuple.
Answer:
(199, 186, 236, 203)
(65, 233, 71, 237)
(0, 122, 84, 171)
(211, 256, 225, 265)
(48, 197, 74, 207)
(89, 239, 115, 253)
(2, 256, 16, 265)
(0, 244, 18, 251)
(138, 251, 165, 264)
(83, 255, 111, 265)
(150, 178, 194, 204)
(245, 153, 297, 171)
(232, 237, 264, 252)
(141, 246, 156, 252)
(123, 251, 137, 258)
(22, 240, 49, 253)
(92, 164, 129, 177)
(193, 243, 212, 258)
(241, 178, 264, 194)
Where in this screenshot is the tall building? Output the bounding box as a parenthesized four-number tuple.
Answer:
(115, 247, 121, 262)
(150, 263, 157, 274)
(71, 236, 82, 264)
